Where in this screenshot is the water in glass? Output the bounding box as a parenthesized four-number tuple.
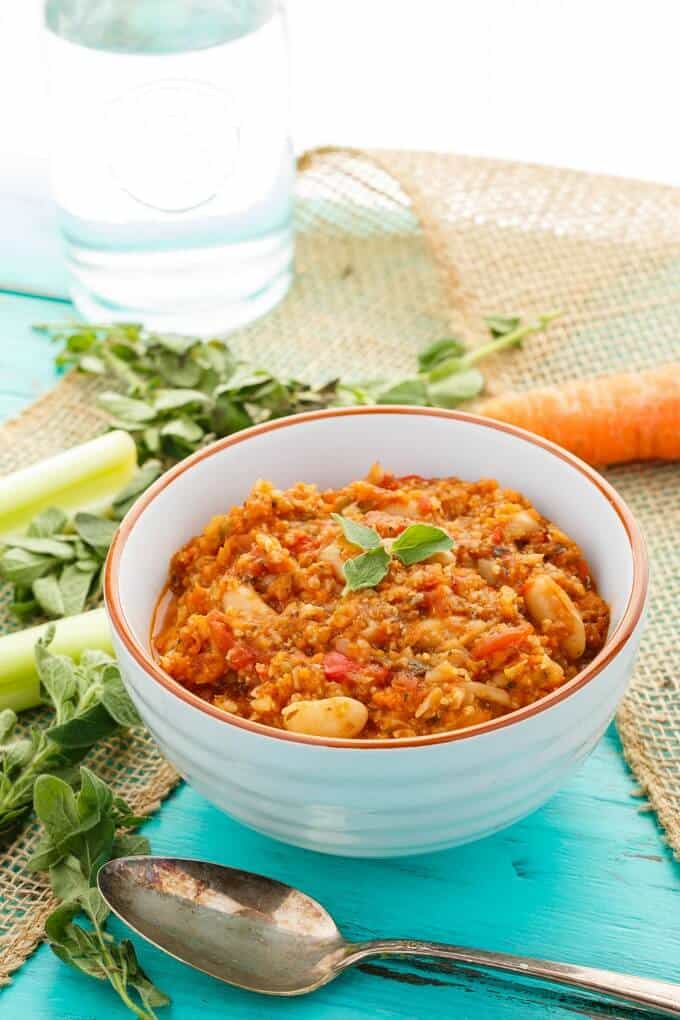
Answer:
(44, 1, 294, 333)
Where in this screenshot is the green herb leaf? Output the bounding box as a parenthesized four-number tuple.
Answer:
(77, 766, 114, 828)
(44, 900, 81, 945)
(78, 648, 114, 672)
(427, 368, 485, 408)
(418, 337, 466, 372)
(159, 418, 204, 444)
(33, 574, 65, 617)
(0, 548, 57, 586)
(342, 546, 391, 592)
(33, 774, 80, 845)
(81, 888, 110, 927)
(0, 708, 17, 743)
(73, 513, 118, 551)
(391, 524, 453, 565)
(97, 392, 156, 423)
(111, 832, 151, 858)
(153, 332, 197, 355)
(27, 507, 68, 538)
(7, 536, 75, 560)
(48, 703, 120, 749)
(74, 558, 100, 573)
(210, 395, 253, 436)
(331, 513, 382, 550)
(333, 381, 383, 406)
(119, 939, 171, 1009)
(377, 378, 429, 405)
(78, 354, 107, 375)
(143, 427, 161, 454)
(35, 628, 77, 706)
(484, 314, 521, 337)
(49, 854, 90, 902)
(426, 355, 466, 382)
(157, 352, 203, 388)
(152, 389, 212, 412)
(100, 666, 141, 728)
(59, 563, 97, 616)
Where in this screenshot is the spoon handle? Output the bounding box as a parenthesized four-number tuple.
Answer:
(345, 939, 680, 1016)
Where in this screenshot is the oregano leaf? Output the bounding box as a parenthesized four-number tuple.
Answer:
(331, 513, 382, 550)
(342, 546, 391, 592)
(391, 524, 453, 565)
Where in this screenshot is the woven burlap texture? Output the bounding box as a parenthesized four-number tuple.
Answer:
(0, 148, 678, 985)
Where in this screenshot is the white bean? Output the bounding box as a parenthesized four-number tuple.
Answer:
(477, 557, 501, 585)
(281, 696, 368, 738)
(524, 574, 586, 659)
(415, 686, 443, 719)
(504, 509, 542, 541)
(222, 583, 275, 620)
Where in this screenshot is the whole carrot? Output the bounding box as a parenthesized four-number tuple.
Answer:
(478, 363, 680, 466)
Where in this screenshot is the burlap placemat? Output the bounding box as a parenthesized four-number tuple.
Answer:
(1, 147, 678, 985)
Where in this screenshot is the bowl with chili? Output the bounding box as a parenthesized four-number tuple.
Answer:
(105, 407, 648, 857)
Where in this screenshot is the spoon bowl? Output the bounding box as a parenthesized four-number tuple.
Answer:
(98, 856, 680, 1014)
(98, 856, 349, 994)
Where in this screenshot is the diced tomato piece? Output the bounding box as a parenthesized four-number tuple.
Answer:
(491, 524, 504, 544)
(323, 651, 360, 680)
(206, 610, 234, 653)
(472, 625, 532, 660)
(227, 644, 256, 670)
(418, 495, 433, 514)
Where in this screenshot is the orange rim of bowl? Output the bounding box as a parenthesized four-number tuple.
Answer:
(104, 406, 649, 750)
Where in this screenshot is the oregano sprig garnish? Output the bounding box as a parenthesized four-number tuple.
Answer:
(333, 516, 454, 592)
(29, 767, 169, 1019)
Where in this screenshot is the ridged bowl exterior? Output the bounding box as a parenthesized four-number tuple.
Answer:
(111, 621, 643, 857)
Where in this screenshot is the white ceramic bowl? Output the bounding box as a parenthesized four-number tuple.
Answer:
(105, 408, 648, 858)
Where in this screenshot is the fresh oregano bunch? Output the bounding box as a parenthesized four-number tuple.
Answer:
(0, 461, 163, 622)
(37, 313, 559, 466)
(0, 508, 115, 621)
(332, 514, 453, 592)
(29, 766, 169, 1020)
(0, 626, 140, 842)
(37, 322, 341, 466)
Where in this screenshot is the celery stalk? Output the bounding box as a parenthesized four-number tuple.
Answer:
(0, 608, 113, 712)
(0, 431, 137, 540)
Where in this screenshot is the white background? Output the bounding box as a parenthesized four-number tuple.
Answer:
(1, 1, 679, 188)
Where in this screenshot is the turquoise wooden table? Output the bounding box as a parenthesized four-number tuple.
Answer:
(1, 290, 679, 1020)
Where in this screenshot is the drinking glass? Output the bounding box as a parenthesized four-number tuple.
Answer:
(44, 1, 295, 333)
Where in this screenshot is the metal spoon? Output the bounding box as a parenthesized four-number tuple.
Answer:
(98, 856, 680, 1016)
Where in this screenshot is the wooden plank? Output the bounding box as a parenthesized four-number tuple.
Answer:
(1, 292, 678, 1019)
